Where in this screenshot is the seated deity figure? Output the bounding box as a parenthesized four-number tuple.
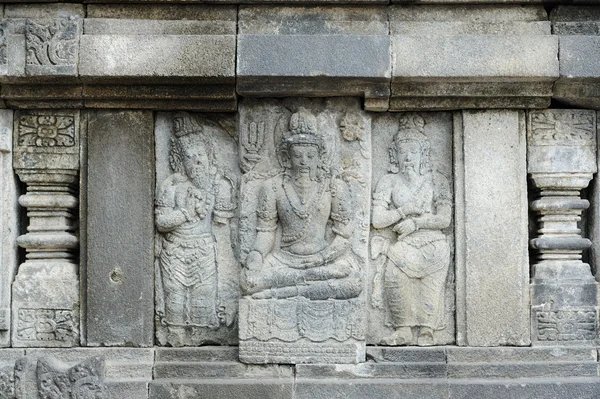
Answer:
(371, 117, 452, 346)
(241, 110, 362, 301)
(155, 120, 236, 346)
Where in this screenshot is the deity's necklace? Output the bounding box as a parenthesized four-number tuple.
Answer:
(282, 175, 326, 219)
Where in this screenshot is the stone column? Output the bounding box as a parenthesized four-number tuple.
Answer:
(11, 110, 80, 347)
(0, 110, 18, 347)
(528, 109, 599, 345)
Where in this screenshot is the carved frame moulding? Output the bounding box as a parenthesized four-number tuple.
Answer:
(11, 110, 80, 348)
(0, 111, 17, 348)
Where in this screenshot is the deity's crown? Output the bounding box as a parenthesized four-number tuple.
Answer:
(173, 112, 203, 138)
(396, 114, 428, 143)
(284, 109, 324, 149)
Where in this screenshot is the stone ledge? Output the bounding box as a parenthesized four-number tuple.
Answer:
(0, 347, 599, 399)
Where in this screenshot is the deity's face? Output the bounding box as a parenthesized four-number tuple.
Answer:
(289, 144, 319, 181)
(182, 144, 210, 187)
(397, 140, 422, 176)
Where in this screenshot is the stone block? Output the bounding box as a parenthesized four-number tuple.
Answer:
(449, 379, 600, 399)
(446, 347, 597, 363)
(390, 6, 557, 110)
(150, 380, 294, 399)
(87, 4, 236, 21)
(85, 110, 154, 347)
(4, 4, 85, 19)
(454, 110, 530, 346)
(84, 5, 235, 36)
(79, 35, 235, 82)
(367, 347, 447, 363)
(554, 36, 600, 109)
(237, 7, 390, 111)
(0, 110, 17, 348)
(151, 347, 293, 399)
(295, 379, 448, 399)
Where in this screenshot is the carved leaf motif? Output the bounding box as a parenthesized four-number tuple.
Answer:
(37, 357, 106, 399)
(17, 309, 75, 343)
(537, 310, 597, 341)
(530, 111, 595, 146)
(18, 114, 76, 148)
(26, 18, 78, 67)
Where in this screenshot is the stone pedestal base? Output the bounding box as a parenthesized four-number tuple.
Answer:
(531, 276, 598, 346)
(11, 261, 79, 348)
(239, 298, 365, 364)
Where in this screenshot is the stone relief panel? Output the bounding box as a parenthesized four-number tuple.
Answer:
(155, 112, 239, 346)
(238, 98, 370, 364)
(368, 113, 455, 346)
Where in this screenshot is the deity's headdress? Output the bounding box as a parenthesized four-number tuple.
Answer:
(283, 109, 325, 150)
(169, 112, 215, 174)
(389, 114, 431, 174)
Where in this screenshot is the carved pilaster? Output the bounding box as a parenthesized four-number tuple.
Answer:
(12, 110, 80, 347)
(527, 109, 599, 345)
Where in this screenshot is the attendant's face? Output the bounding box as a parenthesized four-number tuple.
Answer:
(183, 146, 210, 185)
(290, 144, 319, 179)
(397, 141, 421, 175)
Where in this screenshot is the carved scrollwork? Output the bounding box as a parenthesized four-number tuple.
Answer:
(26, 18, 79, 67)
(37, 357, 107, 399)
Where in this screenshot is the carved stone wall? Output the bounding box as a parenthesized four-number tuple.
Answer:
(0, 2, 600, 399)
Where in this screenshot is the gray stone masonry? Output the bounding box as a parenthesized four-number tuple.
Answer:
(0, 4, 599, 111)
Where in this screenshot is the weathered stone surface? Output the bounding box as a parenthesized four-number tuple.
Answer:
(0, 110, 16, 348)
(79, 35, 235, 82)
(592, 111, 600, 283)
(4, 4, 85, 19)
(12, 110, 80, 348)
(87, 4, 236, 20)
(238, 98, 370, 364)
(454, 110, 530, 346)
(0, 349, 23, 399)
(448, 379, 600, 399)
(237, 7, 390, 111)
(368, 113, 454, 346)
(86, 111, 154, 347)
(84, 5, 235, 35)
(151, 347, 293, 399)
(154, 112, 239, 347)
(17, 348, 153, 399)
(552, 7, 600, 109)
(390, 6, 557, 111)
